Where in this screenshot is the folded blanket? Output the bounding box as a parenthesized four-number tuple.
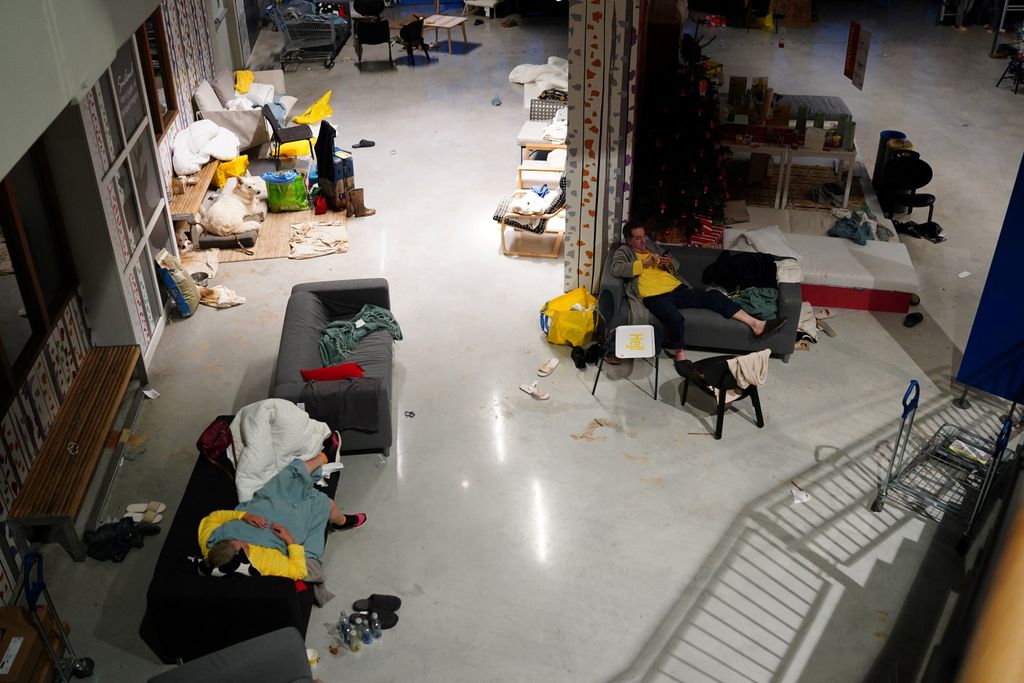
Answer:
(724, 225, 802, 261)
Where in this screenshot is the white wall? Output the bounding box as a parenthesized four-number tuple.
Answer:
(0, 0, 158, 178)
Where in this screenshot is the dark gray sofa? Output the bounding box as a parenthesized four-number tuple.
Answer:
(148, 627, 313, 682)
(599, 245, 800, 361)
(272, 279, 394, 456)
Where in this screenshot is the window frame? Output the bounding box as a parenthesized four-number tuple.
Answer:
(0, 140, 80, 408)
(136, 7, 179, 142)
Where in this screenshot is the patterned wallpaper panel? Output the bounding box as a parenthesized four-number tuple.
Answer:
(0, 297, 92, 602)
(564, 0, 640, 293)
(158, 0, 216, 185)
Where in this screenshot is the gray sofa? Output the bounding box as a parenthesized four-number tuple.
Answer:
(272, 279, 394, 456)
(599, 245, 800, 361)
(192, 70, 299, 151)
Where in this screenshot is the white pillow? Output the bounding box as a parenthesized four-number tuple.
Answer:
(245, 82, 276, 106)
(194, 81, 223, 112)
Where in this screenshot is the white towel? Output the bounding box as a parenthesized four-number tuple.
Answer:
(714, 349, 770, 403)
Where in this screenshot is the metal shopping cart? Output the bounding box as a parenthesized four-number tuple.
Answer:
(871, 380, 1014, 553)
(269, 2, 350, 69)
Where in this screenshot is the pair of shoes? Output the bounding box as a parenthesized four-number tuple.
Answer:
(124, 501, 165, 524)
(754, 317, 788, 339)
(571, 346, 586, 369)
(331, 513, 367, 530)
(351, 594, 402, 629)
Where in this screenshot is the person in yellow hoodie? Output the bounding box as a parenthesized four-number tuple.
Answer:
(198, 453, 366, 579)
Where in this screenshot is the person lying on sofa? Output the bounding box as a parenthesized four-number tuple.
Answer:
(610, 223, 787, 381)
(198, 453, 365, 598)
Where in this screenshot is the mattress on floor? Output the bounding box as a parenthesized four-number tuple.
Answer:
(723, 228, 920, 293)
(733, 206, 876, 238)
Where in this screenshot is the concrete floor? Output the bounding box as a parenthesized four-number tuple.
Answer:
(34, 1, 1024, 681)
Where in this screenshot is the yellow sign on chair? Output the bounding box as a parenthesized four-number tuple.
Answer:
(614, 325, 654, 359)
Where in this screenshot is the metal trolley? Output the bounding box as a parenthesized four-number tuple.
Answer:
(269, 3, 348, 69)
(871, 380, 1014, 553)
(19, 552, 94, 680)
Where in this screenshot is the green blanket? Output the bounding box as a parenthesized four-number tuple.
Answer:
(319, 304, 403, 366)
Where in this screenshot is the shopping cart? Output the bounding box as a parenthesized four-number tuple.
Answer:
(20, 552, 94, 680)
(871, 380, 1014, 552)
(269, 2, 350, 69)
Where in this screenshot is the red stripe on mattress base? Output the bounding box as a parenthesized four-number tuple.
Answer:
(800, 284, 913, 313)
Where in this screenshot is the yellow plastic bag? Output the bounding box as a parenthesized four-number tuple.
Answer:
(235, 70, 254, 94)
(212, 155, 249, 188)
(540, 287, 598, 347)
(292, 91, 333, 125)
(277, 137, 316, 158)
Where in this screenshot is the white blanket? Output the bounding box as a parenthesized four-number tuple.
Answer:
(172, 119, 241, 176)
(724, 225, 802, 261)
(230, 399, 330, 503)
(508, 56, 569, 92)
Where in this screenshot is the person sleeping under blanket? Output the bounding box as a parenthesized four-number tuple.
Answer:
(198, 453, 366, 605)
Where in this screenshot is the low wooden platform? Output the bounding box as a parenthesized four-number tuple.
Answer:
(169, 160, 218, 222)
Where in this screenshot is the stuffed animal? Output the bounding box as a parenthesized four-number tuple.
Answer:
(201, 176, 265, 236)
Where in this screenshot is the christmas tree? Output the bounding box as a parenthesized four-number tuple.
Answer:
(632, 33, 728, 242)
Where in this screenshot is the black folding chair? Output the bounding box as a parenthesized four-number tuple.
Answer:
(261, 105, 314, 170)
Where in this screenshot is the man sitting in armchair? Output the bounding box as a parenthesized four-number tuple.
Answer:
(609, 222, 787, 380)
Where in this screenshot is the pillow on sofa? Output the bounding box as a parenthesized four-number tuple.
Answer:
(300, 363, 365, 382)
(213, 70, 236, 106)
(194, 81, 223, 112)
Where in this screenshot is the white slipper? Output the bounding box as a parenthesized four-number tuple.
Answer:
(124, 510, 163, 524)
(813, 308, 835, 320)
(537, 358, 559, 377)
(519, 381, 550, 400)
(126, 501, 166, 515)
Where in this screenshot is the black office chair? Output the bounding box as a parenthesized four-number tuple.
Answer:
(881, 155, 939, 241)
(398, 17, 430, 66)
(680, 355, 764, 440)
(352, 0, 393, 68)
(260, 105, 313, 170)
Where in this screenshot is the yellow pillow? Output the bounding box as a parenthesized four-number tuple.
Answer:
(277, 138, 316, 158)
(212, 155, 249, 188)
(234, 70, 254, 94)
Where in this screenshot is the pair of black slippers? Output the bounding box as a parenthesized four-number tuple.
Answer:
(349, 593, 402, 630)
(571, 343, 605, 369)
(352, 139, 375, 148)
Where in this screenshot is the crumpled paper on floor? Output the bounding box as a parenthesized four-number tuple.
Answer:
(199, 285, 245, 308)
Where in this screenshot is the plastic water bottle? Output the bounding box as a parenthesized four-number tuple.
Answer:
(362, 623, 373, 645)
(349, 619, 362, 653)
(338, 610, 351, 644)
(369, 612, 382, 639)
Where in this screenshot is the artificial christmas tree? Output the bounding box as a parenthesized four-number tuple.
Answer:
(632, 31, 728, 244)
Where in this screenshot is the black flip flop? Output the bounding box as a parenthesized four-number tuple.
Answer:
(353, 594, 402, 612)
(352, 139, 376, 148)
(351, 609, 398, 629)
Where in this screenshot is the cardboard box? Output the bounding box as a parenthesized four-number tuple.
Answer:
(0, 607, 64, 683)
(748, 153, 774, 186)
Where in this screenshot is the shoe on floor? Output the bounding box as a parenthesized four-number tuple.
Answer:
(571, 346, 586, 369)
(674, 359, 703, 383)
(353, 594, 402, 613)
(602, 354, 622, 365)
(903, 312, 924, 328)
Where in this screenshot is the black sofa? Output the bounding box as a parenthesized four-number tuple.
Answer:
(271, 279, 395, 457)
(599, 245, 800, 361)
(141, 438, 340, 663)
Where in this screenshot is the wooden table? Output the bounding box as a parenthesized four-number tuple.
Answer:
(423, 14, 468, 54)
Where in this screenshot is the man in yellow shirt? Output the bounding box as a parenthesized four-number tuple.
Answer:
(609, 223, 786, 378)
(199, 453, 365, 579)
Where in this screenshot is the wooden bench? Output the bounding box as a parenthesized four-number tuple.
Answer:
(168, 160, 218, 223)
(8, 345, 145, 561)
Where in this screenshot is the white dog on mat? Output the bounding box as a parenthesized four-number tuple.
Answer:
(201, 176, 266, 236)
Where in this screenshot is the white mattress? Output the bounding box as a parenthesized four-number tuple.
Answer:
(724, 227, 919, 293)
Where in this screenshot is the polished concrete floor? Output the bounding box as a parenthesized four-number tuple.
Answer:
(36, 1, 1024, 681)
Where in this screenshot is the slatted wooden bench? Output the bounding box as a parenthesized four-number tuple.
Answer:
(168, 160, 218, 223)
(8, 345, 144, 561)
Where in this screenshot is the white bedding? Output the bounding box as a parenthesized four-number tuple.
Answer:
(230, 398, 330, 503)
(509, 56, 569, 93)
(172, 119, 241, 176)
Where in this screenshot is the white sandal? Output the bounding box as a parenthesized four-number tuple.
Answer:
(519, 381, 550, 400)
(537, 358, 559, 377)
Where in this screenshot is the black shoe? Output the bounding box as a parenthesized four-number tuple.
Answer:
(571, 346, 587, 369)
(674, 359, 703, 383)
(584, 343, 603, 365)
(756, 317, 788, 339)
(903, 312, 924, 328)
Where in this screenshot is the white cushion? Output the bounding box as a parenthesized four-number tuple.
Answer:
(246, 82, 276, 106)
(213, 70, 236, 105)
(194, 81, 223, 112)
